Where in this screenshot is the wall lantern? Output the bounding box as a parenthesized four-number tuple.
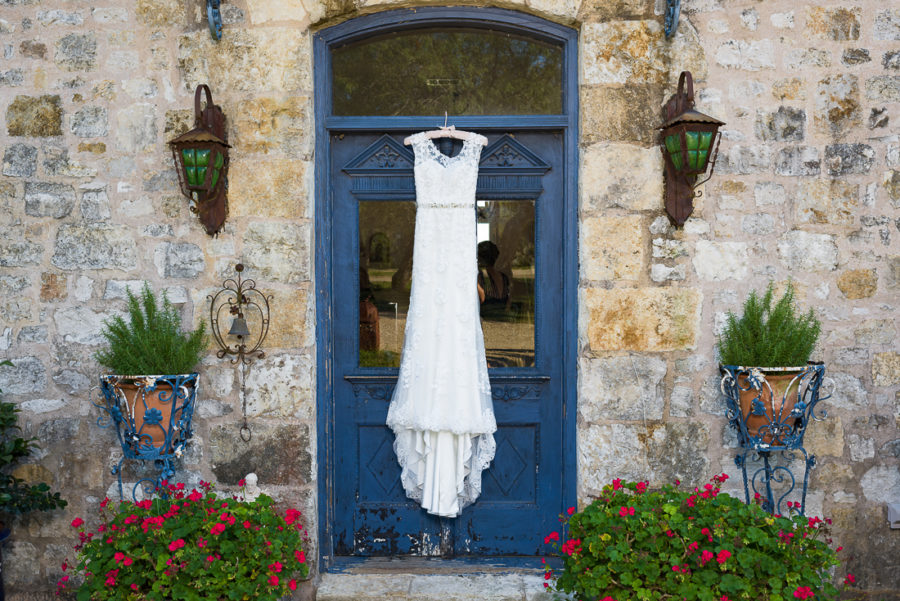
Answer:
(168, 84, 230, 236)
(659, 71, 725, 226)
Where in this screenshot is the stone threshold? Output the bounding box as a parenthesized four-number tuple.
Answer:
(316, 559, 550, 601)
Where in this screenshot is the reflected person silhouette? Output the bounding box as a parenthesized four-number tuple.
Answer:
(476, 240, 511, 318)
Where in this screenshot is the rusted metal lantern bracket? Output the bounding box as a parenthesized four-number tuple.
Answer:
(168, 84, 230, 236)
(659, 71, 725, 226)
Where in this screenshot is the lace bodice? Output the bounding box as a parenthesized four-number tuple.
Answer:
(406, 133, 487, 208)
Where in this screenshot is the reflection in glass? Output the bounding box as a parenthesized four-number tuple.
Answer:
(333, 29, 563, 116)
(358, 200, 535, 369)
(477, 200, 535, 368)
(359, 201, 416, 368)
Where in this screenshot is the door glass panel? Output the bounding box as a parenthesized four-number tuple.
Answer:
(478, 200, 535, 368)
(359, 199, 535, 368)
(359, 200, 415, 368)
(332, 29, 563, 116)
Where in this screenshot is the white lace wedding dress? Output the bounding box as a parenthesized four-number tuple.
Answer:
(386, 132, 497, 518)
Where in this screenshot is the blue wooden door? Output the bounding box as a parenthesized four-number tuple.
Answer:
(329, 131, 566, 557)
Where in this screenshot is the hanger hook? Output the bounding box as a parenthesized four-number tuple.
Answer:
(444, 111, 448, 128)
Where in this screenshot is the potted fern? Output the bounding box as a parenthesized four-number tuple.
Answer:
(95, 284, 206, 453)
(717, 282, 822, 444)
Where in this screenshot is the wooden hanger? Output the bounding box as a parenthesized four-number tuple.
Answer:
(403, 112, 488, 146)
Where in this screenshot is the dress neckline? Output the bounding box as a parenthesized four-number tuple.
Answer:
(414, 134, 480, 168)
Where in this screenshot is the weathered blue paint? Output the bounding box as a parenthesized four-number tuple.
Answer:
(315, 7, 578, 570)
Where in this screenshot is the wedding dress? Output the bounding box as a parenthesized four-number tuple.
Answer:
(386, 132, 497, 518)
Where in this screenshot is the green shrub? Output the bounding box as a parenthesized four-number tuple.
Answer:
(545, 476, 853, 601)
(0, 360, 67, 520)
(95, 283, 207, 375)
(717, 282, 821, 367)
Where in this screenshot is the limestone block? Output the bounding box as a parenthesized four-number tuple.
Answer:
(828, 372, 869, 410)
(55, 33, 97, 71)
(580, 215, 643, 281)
(887, 256, 900, 289)
(51, 223, 137, 271)
(825, 144, 874, 176)
(580, 143, 662, 211)
(837, 269, 877, 299)
(581, 20, 705, 86)
(874, 9, 900, 40)
(24, 182, 75, 219)
(741, 213, 775, 235)
(39, 273, 66, 302)
(244, 353, 314, 419)
(860, 465, 900, 503)
(805, 416, 843, 458)
(715, 39, 775, 71)
(771, 78, 805, 101)
(842, 48, 871, 66)
(2, 143, 37, 177)
(578, 421, 709, 499)
(832, 347, 869, 365)
(885, 171, 900, 208)
(848, 434, 875, 462)
(754, 106, 805, 142)
(6, 95, 62, 136)
(585, 287, 701, 352)
(854, 319, 895, 345)
(92, 7, 128, 23)
(650, 263, 686, 282)
(866, 76, 900, 102)
(0, 68, 24, 87)
(266, 288, 312, 348)
(717, 145, 772, 175)
(210, 422, 312, 485)
(0, 225, 43, 267)
(80, 185, 111, 221)
(578, 0, 652, 21)
(247, 0, 308, 23)
(3, 542, 38, 586)
(692, 241, 748, 281)
(0, 275, 30, 322)
(229, 159, 308, 220)
(116, 103, 157, 153)
(771, 12, 794, 29)
(785, 48, 831, 70)
(178, 29, 312, 93)
(232, 96, 309, 157)
(795, 180, 857, 226)
(872, 352, 900, 386)
(122, 78, 159, 100)
(153, 242, 204, 279)
(580, 85, 663, 146)
(53, 369, 90, 394)
(243, 222, 310, 285)
(53, 306, 112, 345)
(670, 385, 693, 417)
(136, 0, 186, 26)
(578, 355, 666, 421)
(754, 182, 785, 206)
(36, 9, 83, 25)
(776, 231, 838, 272)
(18, 326, 47, 344)
(0, 356, 46, 395)
(884, 51, 900, 70)
(775, 146, 820, 177)
(652, 238, 687, 259)
(19, 398, 66, 414)
(70, 106, 108, 137)
(102, 279, 146, 300)
(806, 6, 860, 41)
(814, 75, 861, 137)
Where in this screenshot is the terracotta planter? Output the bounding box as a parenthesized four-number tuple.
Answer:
(737, 370, 803, 443)
(113, 378, 191, 450)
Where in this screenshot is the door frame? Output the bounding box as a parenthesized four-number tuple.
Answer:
(314, 6, 579, 570)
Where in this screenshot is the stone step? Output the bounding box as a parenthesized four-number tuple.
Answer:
(316, 568, 550, 601)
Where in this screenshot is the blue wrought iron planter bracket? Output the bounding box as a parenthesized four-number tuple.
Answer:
(93, 374, 199, 501)
(720, 364, 831, 516)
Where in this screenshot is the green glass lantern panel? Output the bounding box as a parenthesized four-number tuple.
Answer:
(210, 151, 225, 189)
(196, 149, 211, 167)
(699, 131, 713, 150)
(665, 134, 683, 170)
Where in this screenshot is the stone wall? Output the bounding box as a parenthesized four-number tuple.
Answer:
(0, 0, 897, 597)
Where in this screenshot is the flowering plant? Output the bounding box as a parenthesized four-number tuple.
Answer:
(60, 480, 309, 600)
(544, 476, 854, 601)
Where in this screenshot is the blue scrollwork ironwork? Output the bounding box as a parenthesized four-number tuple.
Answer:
(93, 374, 199, 501)
(664, 0, 681, 38)
(207, 0, 223, 41)
(720, 363, 831, 515)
